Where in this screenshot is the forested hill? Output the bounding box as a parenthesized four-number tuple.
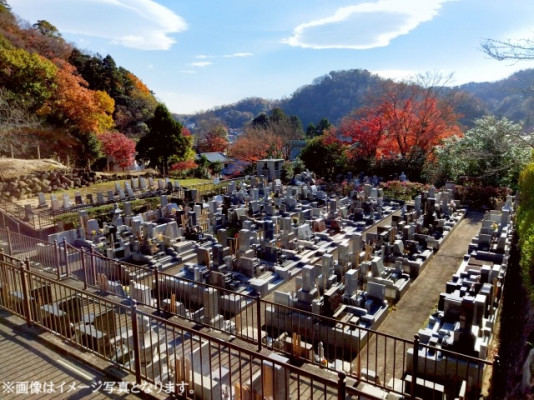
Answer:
(0, 1, 157, 162)
(184, 68, 534, 131)
(279, 69, 385, 128)
(457, 69, 534, 130)
(178, 97, 276, 130)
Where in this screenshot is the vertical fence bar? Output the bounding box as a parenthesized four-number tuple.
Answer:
(337, 371, 346, 400)
(6, 227, 12, 256)
(63, 238, 70, 277)
(154, 268, 160, 315)
(90, 246, 96, 287)
(19, 262, 32, 326)
(81, 247, 88, 290)
(54, 240, 61, 279)
(130, 301, 142, 385)
(256, 295, 262, 351)
(492, 355, 500, 399)
(411, 334, 419, 399)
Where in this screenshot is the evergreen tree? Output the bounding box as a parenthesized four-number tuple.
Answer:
(136, 103, 192, 175)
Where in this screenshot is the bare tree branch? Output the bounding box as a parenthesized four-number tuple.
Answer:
(481, 38, 534, 61)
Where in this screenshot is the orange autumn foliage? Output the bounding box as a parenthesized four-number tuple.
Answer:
(45, 60, 114, 134)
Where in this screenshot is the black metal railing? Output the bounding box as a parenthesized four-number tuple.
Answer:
(0, 256, 385, 400)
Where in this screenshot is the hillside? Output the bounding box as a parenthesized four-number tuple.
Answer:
(184, 68, 534, 132)
(458, 69, 534, 130)
(177, 97, 276, 130)
(0, 3, 158, 165)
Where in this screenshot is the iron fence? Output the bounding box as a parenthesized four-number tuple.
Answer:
(0, 257, 384, 400)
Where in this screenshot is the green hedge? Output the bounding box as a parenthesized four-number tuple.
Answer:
(517, 161, 534, 300)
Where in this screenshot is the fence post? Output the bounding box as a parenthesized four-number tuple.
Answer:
(54, 240, 61, 279)
(154, 267, 161, 315)
(6, 226, 12, 256)
(337, 371, 346, 400)
(492, 355, 501, 399)
(411, 334, 420, 399)
(130, 301, 142, 385)
(90, 246, 96, 287)
(81, 247, 88, 290)
(19, 261, 32, 326)
(63, 238, 70, 277)
(256, 295, 262, 352)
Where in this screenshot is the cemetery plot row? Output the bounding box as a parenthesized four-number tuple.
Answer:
(0, 257, 384, 400)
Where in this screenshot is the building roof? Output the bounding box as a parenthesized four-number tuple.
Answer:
(197, 152, 233, 164)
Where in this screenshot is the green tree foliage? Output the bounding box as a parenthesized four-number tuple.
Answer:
(299, 134, 347, 181)
(33, 20, 61, 38)
(434, 115, 531, 188)
(281, 69, 385, 127)
(183, 97, 273, 129)
(305, 118, 332, 137)
(517, 155, 534, 299)
(136, 103, 192, 175)
(0, 44, 57, 108)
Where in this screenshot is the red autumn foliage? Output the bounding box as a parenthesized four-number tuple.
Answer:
(340, 82, 462, 167)
(170, 159, 198, 171)
(99, 131, 136, 169)
(228, 128, 283, 163)
(197, 131, 228, 152)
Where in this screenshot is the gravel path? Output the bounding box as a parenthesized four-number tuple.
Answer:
(357, 211, 484, 385)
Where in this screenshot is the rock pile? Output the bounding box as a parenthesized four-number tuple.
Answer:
(0, 169, 102, 200)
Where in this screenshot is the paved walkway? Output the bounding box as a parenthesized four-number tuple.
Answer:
(358, 211, 484, 384)
(0, 310, 149, 400)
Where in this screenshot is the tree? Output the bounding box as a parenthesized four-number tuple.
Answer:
(44, 60, 114, 135)
(195, 118, 229, 152)
(33, 20, 61, 38)
(228, 126, 282, 162)
(299, 129, 347, 181)
(435, 116, 531, 188)
(99, 131, 136, 170)
(340, 80, 462, 179)
(136, 103, 192, 175)
(247, 107, 304, 160)
(0, 46, 58, 108)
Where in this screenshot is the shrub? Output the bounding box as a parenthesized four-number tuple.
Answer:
(453, 185, 510, 210)
(380, 180, 428, 201)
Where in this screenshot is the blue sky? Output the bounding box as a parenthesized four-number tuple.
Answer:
(8, 0, 534, 115)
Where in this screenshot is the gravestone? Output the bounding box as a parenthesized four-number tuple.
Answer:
(50, 195, 59, 211)
(74, 191, 83, 205)
(37, 192, 47, 208)
(62, 194, 71, 209)
(367, 281, 385, 301)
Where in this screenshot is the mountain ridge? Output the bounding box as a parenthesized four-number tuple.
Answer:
(179, 68, 534, 131)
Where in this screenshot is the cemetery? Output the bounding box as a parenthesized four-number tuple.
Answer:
(390, 196, 515, 399)
(0, 161, 509, 400)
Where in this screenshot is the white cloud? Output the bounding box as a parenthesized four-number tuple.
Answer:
(372, 69, 418, 82)
(195, 55, 215, 59)
(10, 0, 187, 50)
(223, 52, 254, 58)
(283, 0, 453, 50)
(188, 61, 212, 67)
